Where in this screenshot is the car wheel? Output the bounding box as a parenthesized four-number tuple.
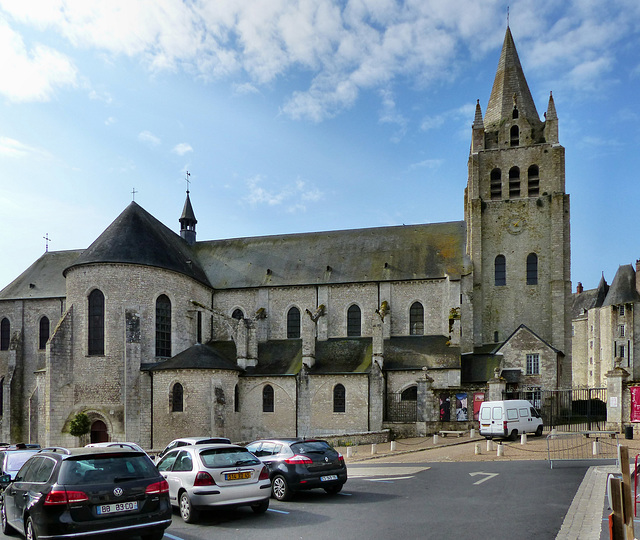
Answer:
(324, 484, 343, 495)
(271, 475, 292, 501)
(179, 491, 199, 524)
(141, 530, 165, 540)
(535, 425, 543, 437)
(509, 430, 518, 441)
(1, 503, 14, 536)
(25, 517, 37, 540)
(251, 498, 269, 514)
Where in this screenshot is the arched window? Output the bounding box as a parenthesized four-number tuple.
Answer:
(495, 255, 506, 286)
(197, 311, 202, 343)
(333, 384, 346, 413)
(512, 108, 519, 119)
(232, 309, 244, 320)
(527, 253, 538, 285)
(171, 383, 184, 412)
(401, 386, 418, 401)
(39, 316, 50, 350)
(528, 165, 540, 197)
(262, 385, 274, 412)
(0, 377, 4, 416)
(509, 167, 520, 198)
(0, 318, 9, 351)
(287, 307, 301, 339)
(156, 295, 171, 358)
(510, 125, 519, 146)
(490, 169, 502, 200)
(410, 302, 424, 335)
(347, 305, 361, 337)
(88, 289, 104, 355)
(234, 384, 240, 412)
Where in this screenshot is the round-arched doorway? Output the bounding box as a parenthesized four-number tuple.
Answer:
(90, 420, 109, 443)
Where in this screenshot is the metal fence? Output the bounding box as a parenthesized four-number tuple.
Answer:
(385, 393, 417, 422)
(546, 430, 619, 469)
(504, 387, 607, 431)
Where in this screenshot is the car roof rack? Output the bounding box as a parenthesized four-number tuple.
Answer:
(38, 447, 71, 454)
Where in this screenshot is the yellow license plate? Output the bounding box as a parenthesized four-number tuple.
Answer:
(225, 471, 251, 481)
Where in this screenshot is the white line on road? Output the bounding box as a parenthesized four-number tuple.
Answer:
(164, 534, 185, 540)
(369, 476, 415, 482)
(469, 472, 499, 485)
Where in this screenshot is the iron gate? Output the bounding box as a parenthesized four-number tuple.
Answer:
(385, 392, 417, 422)
(504, 388, 607, 431)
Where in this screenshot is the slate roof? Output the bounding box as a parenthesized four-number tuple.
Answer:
(0, 250, 82, 300)
(383, 336, 460, 370)
(461, 354, 501, 384)
(193, 220, 468, 289)
(571, 275, 609, 318)
(603, 264, 640, 306)
(64, 202, 210, 287)
(145, 342, 240, 372)
(484, 27, 541, 130)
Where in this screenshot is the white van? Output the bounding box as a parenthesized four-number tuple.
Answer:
(478, 400, 543, 440)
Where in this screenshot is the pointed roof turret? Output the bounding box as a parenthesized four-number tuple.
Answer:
(603, 265, 640, 307)
(180, 191, 197, 245)
(484, 27, 540, 129)
(64, 202, 210, 287)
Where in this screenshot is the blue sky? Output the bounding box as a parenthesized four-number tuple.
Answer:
(1, 0, 639, 292)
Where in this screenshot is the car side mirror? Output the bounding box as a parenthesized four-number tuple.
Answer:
(0, 474, 12, 487)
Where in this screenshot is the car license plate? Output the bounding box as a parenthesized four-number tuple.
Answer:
(225, 471, 251, 481)
(320, 475, 338, 482)
(96, 501, 138, 515)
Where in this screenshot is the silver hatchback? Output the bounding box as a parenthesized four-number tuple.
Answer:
(156, 443, 271, 522)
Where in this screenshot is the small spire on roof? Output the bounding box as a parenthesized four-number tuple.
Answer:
(43, 233, 51, 253)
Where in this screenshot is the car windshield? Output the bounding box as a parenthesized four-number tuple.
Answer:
(59, 453, 158, 485)
(200, 448, 260, 468)
(291, 441, 332, 454)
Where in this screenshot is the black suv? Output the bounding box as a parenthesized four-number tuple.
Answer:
(0, 447, 171, 540)
(246, 439, 347, 501)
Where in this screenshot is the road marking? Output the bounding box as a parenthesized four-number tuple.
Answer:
(469, 472, 499, 485)
(268, 508, 290, 514)
(348, 466, 430, 479)
(165, 534, 185, 540)
(369, 476, 415, 482)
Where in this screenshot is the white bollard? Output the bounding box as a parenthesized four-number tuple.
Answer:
(433, 434, 439, 445)
(371, 443, 377, 455)
(390, 441, 397, 452)
(470, 428, 476, 438)
(346, 447, 353, 458)
(475, 443, 481, 455)
(486, 439, 493, 452)
(520, 433, 527, 445)
(593, 441, 599, 456)
(497, 443, 504, 457)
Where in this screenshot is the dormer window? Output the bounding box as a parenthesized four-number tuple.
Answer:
(510, 125, 519, 146)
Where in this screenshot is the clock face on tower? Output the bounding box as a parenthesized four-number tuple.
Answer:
(507, 216, 526, 234)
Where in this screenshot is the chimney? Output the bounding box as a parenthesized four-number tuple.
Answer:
(576, 282, 583, 294)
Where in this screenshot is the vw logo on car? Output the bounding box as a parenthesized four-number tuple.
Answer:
(113, 487, 123, 497)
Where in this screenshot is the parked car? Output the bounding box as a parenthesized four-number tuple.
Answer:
(156, 436, 231, 461)
(0, 449, 39, 481)
(0, 446, 171, 540)
(478, 399, 544, 440)
(245, 438, 347, 501)
(156, 443, 271, 523)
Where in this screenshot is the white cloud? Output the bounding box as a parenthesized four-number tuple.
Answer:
(0, 136, 51, 159)
(244, 175, 323, 211)
(172, 143, 193, 156)
(104, 116, 116, 126)
(0, 1, 638, 118)
(138, 130, 161, 147)
(0, 17, 77, 102)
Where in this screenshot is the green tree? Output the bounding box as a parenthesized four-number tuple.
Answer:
(69, 412, 91, 442)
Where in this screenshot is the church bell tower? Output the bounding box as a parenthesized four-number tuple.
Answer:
(465, 27, 571, 387)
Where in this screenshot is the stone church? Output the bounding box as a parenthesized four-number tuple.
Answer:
(0, 27, 572, 448)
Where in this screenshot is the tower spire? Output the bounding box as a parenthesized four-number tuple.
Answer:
(484, 27, 540, 129)
(179, 172, 197, 245)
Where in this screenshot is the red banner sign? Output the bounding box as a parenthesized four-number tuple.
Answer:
(631, 387, 640, 423)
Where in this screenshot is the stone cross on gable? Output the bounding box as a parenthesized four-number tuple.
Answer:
(43, 233, 51, 252)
